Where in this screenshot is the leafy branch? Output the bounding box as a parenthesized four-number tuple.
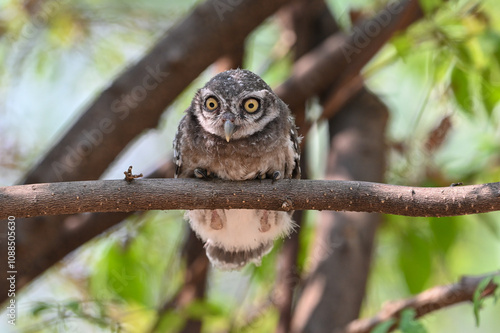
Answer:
(345, 272, 500, 333)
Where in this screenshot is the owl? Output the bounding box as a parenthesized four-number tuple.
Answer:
(173, 69, 301, 270)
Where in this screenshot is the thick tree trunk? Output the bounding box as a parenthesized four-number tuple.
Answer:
(292, 89, 388, 332)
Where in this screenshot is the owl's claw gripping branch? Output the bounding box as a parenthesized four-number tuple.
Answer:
(194, 168, 214, 179)
(255, 172, 267, 180)
(272, 171, 281, 183)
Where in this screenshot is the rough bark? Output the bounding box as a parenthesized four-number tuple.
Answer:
(3, 177, 500, 219)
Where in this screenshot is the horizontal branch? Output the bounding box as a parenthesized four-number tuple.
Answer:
(2, 179, 500, 219)
(345, 272, 500, 333)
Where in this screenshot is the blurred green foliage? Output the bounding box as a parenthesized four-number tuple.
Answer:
(1, 0, 499, 332)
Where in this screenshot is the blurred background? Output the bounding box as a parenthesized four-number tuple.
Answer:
(0, 0, 499, 332)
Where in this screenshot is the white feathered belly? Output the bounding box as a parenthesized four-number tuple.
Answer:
(187, 209, 294, 251)
(185, 146, 296, 269)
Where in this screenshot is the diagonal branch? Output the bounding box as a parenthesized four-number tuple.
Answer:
(275, 0, 422, 125)
(22, 0, 292, 185)
(344, 272, 500, 333)
(2, 179, 500, 219)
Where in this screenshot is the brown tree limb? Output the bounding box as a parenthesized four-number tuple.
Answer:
(0, 160, 175, 299)
(2, 179, 500, 219)
(320, 0, 423, 120)
(275, 0, 423, 131)
(344, 272, 500, 333)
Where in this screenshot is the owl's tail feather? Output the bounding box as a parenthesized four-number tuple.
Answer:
(205, 240, 273, 271)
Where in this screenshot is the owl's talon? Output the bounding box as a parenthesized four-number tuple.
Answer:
(194, 168, 212, 179)
(272, 171, 281, 183)
(255, 172, 266, 180)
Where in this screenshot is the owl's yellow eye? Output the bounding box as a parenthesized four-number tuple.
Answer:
(205, 97, 219, 111)
(243, 98, 260, 113)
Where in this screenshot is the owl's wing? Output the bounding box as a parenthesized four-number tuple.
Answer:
(173, 115, 186, 178)
(290, 119, 302, 179)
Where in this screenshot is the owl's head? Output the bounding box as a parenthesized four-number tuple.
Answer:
(191, 69, 286, 142)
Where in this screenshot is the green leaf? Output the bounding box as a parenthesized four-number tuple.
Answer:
(65, 300, 81, 314)
(186, 300, 226, 319)
(450, 65, 473, 114)
(480, 70, 500, 115)
(372, 319, 396, 333)
(418, 0, 442, 14)
(392, 35, 413, 59)
(428, 217, 459, 254)
(89, 242, 153, 306)
(31, 302, 52, 317)
(153, 310, 185, 333)
(399, 308, 427, 333)
(493, 276, 500, 304)
(398, 230, 432, 294)
(472, 276, 493, 326)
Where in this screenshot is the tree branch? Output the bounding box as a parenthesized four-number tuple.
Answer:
(275, 0, 421, 120)
(2, 179, 500, 219)
(344, 272, 500, 333)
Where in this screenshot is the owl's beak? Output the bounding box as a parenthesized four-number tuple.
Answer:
(222, 113, 236, 142)
(224, 120, 235, 142)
